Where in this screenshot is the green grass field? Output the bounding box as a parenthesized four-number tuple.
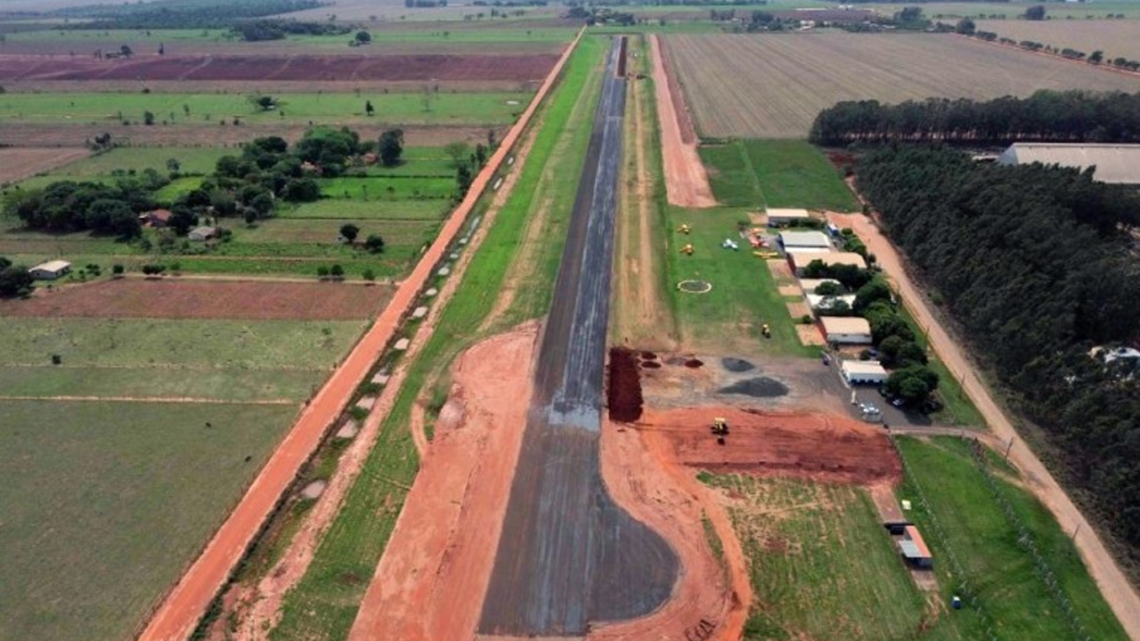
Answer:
(0, 92, 529, 126)
(0, 399, 299, 641)
(700, 140, 858, 212)
(662, 207, 816, 357)
(319, 175, 457, 200)
(897, 436, 1130, 641)
(705, 475, 958, 641)
(0, 364, 321, 401)
(269, 35, 607, 641)
(278, 198, 449, 220)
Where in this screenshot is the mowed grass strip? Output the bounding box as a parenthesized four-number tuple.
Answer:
(319, 175, 457, 201)
(665, 33, 1140, 138)
(0, 92, 531, 126)
(705, 475, 949, 641)
(700, 139, 858, 212)
(897, 436, 1130, 641)
(0, 317, 365, 370)
(279, 198, 450, 220)
(269, 35, 607, 641)
(662, 207, 816, 357)
(0, 400, 300, 641)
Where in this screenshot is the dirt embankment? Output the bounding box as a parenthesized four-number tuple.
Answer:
(648, 35, 716, 209)
(346, 324, 539, 641)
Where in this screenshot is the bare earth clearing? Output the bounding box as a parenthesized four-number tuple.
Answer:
(977, 20, 1140, 62)
(0, 147, 88, 186)
(649, 35, 715, 208)
(0, 279, 394, 321)
(665, 33, 1140, 138)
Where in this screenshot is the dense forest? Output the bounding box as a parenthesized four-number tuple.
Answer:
(810, 90, 1140, 145)
(855, 146, 1140, 560)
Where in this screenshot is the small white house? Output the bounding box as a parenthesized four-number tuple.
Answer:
(841, 360, 888, 385)
(767, 208, 812, 226)
(29, 260, 71, 280)
(778, 230, 832, 249)
(188, 226, 218, 242)
(821, 316, 873, 344)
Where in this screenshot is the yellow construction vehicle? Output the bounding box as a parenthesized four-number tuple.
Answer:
(761, 323, 771, 338)
(680, 243, 694, 255)
(711, 417, 729, 435)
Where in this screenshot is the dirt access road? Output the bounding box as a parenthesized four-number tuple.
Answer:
(135, 28, 583, 641)
(831, 212, 1140, 641)
(648, 34, 716, 208)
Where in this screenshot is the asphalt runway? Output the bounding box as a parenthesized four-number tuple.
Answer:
(479, 38, 678, 637)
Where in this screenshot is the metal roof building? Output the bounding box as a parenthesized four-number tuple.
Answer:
(820, 316, 873, 344)
(997, 143, 1140, 184)
(840, 359, 888, 384)
(778, 230, 832, 249)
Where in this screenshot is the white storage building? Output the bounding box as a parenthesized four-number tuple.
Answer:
(821, 316, 873, 344)
(29, 260, 71, 280)
(997, 143, 1140, 185)
(779, 230, 832, 249)
(841, 360, 888, 385)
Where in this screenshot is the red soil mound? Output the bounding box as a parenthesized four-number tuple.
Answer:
(607, 346, 644, 423)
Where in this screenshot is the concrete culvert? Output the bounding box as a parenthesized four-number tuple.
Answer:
(718, 377, 789, 398)
(721, 357, 755, 373)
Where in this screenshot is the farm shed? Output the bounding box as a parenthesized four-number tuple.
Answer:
(29, 260, 71, 280)
(139, 209, 172, 228)
(778, 230, 832, 249)
(188, 226, 218, 242)
(798, 278, 841, 293)
(820, 316, 872, 344)
(898, 525, 933, 569)
(790, 251, 867, 275)
(840, 359, 888, 385)
(767, 208, 812, 226)
(807, 293, 856, 313)
(998, 143, 1140, 184)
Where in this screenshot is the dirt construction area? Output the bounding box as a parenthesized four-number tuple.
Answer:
(0, 278, 394, 320)
(0, 53, 560, 83)
(347, 324, 538, 641)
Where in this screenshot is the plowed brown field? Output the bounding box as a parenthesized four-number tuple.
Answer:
(665, 33, 1140, 138)
(0, 147, 87, 186)
(0, 279, 393, 320)
(0, 53, 559, 83)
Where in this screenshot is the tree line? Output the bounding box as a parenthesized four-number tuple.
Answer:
(52, 0, 326, 30)
(810, 90, 1140, 145)
(855, 146, 1140, 558)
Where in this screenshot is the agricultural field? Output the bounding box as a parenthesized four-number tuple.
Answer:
(699, 139, 857, 211)
(664, 33, 1140, 138)
(896, 436, 1130, 641)
(0, 91, 530, 127)
(881, 1, 1140, 19)
(0, 147, 89, 187)
(976, 19, 1140, 61)
(0, 145, 464, 279)
(0, 309, 372, 641)
(0, 400, 301, 641)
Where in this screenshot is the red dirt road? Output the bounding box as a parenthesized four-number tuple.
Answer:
(0, 278, 393, 321)
(135, 28, 583, 641)
(346, 324, 538, 641)
(649, 35, 716, 208)
(830, 212, 1140, 640)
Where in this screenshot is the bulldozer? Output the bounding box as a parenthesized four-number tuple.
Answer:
(711, 417, 729, 445)
(761, 323, 771, 338)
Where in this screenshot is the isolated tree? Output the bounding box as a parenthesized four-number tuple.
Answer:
(1089, 50, 1104, 64)
(444, 141, 471, 168)
(143, 111, 155, 126)
(378, 128, 404, 167)
(364, 234, 385, 253)
(250, 95, 277, 111)
(955, 17, 976, 35)
(340, 223, 360, 243)
(120, 44, 133, 58)
(112, 264, 124, 276)
(330, 264, 345, 278)
(1024, 5, 1046, 20)
(365, 99, 375, 116)
(354, 30, 372, 44)
(0, 264, 33, 297)
(317, 265, 330, 278)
